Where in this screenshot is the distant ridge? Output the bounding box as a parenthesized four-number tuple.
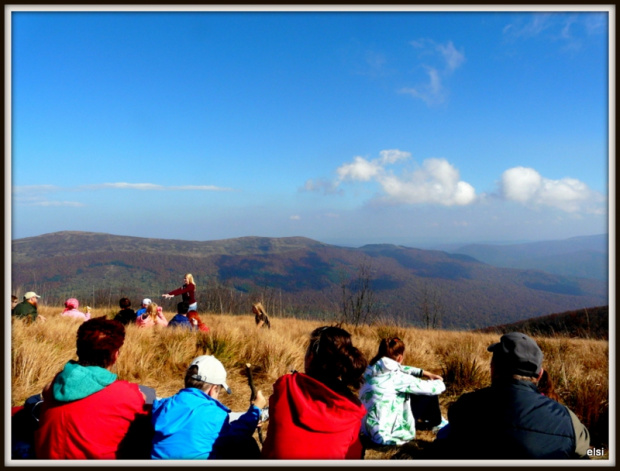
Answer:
(450, 234, 608, 281)
(475, 305, 609, 339)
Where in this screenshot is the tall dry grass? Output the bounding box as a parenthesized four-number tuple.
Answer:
(11, 305, 610, 459)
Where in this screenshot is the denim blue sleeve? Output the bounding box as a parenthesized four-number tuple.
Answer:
(220, 405, 260, 439)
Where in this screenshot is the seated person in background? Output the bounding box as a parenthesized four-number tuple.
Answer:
(187, 310, 210, 332)
(433, 332, 590, 459)
(252, 302, 271, 329)
(60, 298, 91, 322)
(12, 292, 46, 323)
(261, 325, 367, 459)
(34, 317, 153, 459)
(136, 298, 152, 318)
(113, 297, 136, 325)
(11, 295, 18, 313)
(151, 355, 266, 459)
(168, 302, 194, 329)
(136, 302, 168, 328)
(359, 337, 447, 447)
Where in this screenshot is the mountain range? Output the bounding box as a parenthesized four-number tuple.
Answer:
(449, 234, 608, 281)
(11, 231, 608, 329)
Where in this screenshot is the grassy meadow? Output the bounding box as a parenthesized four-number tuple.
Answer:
(11, 305, 610, 460)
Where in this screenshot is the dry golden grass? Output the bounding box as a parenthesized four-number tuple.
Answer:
(11, 305, 610, 460)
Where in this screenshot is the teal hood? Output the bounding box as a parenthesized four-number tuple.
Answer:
(52, 360, 117, 402)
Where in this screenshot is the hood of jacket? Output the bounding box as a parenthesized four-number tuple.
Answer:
(365, 356, 402, 378)
(278, 372, 366, 434)
(151, 388, 230, 437)
(52, 360, 117, 402)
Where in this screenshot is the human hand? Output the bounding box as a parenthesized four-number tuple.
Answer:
(424, 371, 443, 381)
(252, 390, 267, 410)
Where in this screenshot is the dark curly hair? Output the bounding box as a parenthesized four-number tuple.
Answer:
(76, 316, 126, 368)
(305, 325, 367, 389)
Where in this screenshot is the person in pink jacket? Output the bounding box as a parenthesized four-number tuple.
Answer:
(60, 298, 91, 321)
(136, 303, 168, 328)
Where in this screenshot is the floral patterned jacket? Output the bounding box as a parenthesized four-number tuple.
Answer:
(359, 357, 445, 445)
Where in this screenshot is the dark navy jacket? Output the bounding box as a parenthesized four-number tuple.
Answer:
(438, 379, 589, 459)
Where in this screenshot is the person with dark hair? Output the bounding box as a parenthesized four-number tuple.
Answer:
(151, 355, 266, 459)
(34, 317, 153, 459)
(261, 325, 368, 459)
(434, 332, 590, 459)
(359, 337, 446, 447)
(11, 295, 18, 313)
(168, 301, 194, 329)
(162, 273, 197, 311)
(114, 297, 136, 325)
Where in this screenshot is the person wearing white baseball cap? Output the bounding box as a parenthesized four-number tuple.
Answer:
(135, 298, 152, 318)
(12, 291, 46, 323)
(151, 355, 267, 460)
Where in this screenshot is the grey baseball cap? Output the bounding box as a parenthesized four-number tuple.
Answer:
(488, 332, 543, 377)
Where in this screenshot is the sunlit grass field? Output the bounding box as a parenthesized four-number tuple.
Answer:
(11, 305, 610, 460)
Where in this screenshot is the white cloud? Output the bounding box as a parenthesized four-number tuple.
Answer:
(337, 156, 382, 182)
(400, 39, 465, 106)
(376, 158, 476, 206)
(500, 166, 604, 213)
(290, 215, 301, 221)
(332, 150, 476, 207)
(31, 200, 86, 207)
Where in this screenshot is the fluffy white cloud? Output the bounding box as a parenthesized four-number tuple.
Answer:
(500, 166, 602, 213)
(376, 158, 476, 206)
(337, 156, 382, 182)
(333, 150, 476, 207)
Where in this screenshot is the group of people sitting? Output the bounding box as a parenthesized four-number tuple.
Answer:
(12, 315, 591, 460)
(114, 297, 210, 332)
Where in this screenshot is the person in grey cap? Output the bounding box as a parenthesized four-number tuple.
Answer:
(12, 291, 46, 323)
(432, 332, 590, 459)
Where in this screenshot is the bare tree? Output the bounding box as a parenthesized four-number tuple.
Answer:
(340, 257, 377, 327)
(418, 281, 444, 329)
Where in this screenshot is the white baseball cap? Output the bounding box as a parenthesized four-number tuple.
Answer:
(189, 355, 231, 394)
(142, 298, 152, 306)
(24, 291, 41, 300)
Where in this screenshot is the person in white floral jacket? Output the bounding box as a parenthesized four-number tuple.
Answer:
(359, 337, 446, 446)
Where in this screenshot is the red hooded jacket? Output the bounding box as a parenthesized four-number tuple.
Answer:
(34, 379, 151, 459)
(261, 372, 366, 460)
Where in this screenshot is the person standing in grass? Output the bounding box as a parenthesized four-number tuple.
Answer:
(162, 273, 197, 312)
(433, 332, 590, 459)
(261, 325, 368, 459)
(12, 292, 46, 323)
(34, 317, 153, 459)
(151, 355, 266, 459)
(359, 337, 447, 447)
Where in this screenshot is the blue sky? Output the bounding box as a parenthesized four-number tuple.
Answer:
(9, 7, 611, 247)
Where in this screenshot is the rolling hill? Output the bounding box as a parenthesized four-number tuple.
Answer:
(450, 234, 608, 281)
(11, 231, 609, 329)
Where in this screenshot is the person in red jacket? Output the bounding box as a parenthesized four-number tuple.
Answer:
(162, 273, 197, 311)
(34, 317, 153, 459)
(261, 325, 368, 459)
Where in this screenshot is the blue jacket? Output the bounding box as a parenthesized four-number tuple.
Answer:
(167, 314, 194, 329)
(437, 379, 589, 459)
(151, 388, 260, 459)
